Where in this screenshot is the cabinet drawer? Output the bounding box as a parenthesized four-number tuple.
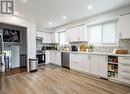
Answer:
(118, 75, 130, 84)
(119, 57, 130, 63)
(119, 63, 130, 70)
(70, 62, 85, 71)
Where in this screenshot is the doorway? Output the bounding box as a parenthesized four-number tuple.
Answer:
(0, 23, 27, 76)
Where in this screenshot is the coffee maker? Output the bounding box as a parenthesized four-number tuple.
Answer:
(71, 46, 78, 51)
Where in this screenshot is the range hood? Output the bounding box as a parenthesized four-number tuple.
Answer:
(36, 37, 43, 40)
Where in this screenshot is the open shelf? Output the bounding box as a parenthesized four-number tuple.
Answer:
(108, 56, 118, 78)
(108, 62, 118, 65)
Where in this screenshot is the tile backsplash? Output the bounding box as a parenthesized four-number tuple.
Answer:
(93, 46, 118, 53)
(93, 39, 130, 53)
(119, 39, 130, 53)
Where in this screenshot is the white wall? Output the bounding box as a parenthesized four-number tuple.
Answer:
(0, 16, 36, 72)
(54, 5, 130, 31)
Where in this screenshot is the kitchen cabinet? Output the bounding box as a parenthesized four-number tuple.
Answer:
(84, 55, 91, 72)
(90, 55, 98, 75)
(49, 51, 61, 66)
(36, 31, 43, 38)
(79, 25, 87, 41)
(51, 32, 58, 43)
(118, 57, 130, 84)
(70, 53, 90, 72)
(66, 27, 78, 42)
(70, 53, 108, 77)
(36, 31, 52, 43)
(55, 51, 61, 65)
(66, 25, 87, 42)
(97, 55, 108, 77)
(119, 13, 130, 39)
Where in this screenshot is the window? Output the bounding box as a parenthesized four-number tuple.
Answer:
(102, 22, 116, 44)
(58, 31, 66, 45)
(88, 21, 117, 45)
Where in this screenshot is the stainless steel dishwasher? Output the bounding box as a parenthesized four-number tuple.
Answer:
(61, 52, 70, 69)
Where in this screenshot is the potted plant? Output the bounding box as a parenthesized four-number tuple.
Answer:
(88, 44, 94, 52)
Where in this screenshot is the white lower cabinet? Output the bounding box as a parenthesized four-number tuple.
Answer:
(70, 53, 108, 78)
(97, 55, 108, 78)
(70, 53, 89, 72)
(90, 55, 98, 75)
(118, 57, 130, 84)
(55, 51, 61, 65)
(84, 55, 90, 72)
(49, 51, 61, 66)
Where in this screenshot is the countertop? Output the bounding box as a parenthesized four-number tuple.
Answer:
(69, 51, 130, 57)
(46, 50, 130, 57)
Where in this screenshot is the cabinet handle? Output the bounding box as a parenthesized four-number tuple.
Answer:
(122, 63, 130, 66)
(122, 77, 130, 80)
(123, 70, 130, 73)
(73, 62, 79, 63)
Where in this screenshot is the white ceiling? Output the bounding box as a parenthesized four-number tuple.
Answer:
(15, 0, 130, 29)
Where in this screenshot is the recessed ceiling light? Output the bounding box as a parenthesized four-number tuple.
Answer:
(63, 16, 67, 20)
(88, 5, 93, 10)
(49, 22, 52, 25)
(14, 11, 19, 15)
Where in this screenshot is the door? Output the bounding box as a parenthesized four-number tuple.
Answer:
(11, 46, 20, 68)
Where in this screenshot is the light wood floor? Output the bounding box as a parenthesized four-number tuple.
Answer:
(0, 65, 130, 94)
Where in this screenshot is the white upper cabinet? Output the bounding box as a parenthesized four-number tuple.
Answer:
(66, 25, 87, 42)
(36, 31, 52, 43)
(36, 31, 43, 38)
(51, 32, 58, 43)
(119, 13, 130, 39)
(79, 25, 87, 41)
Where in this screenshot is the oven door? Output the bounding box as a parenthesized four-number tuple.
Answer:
(36, 54, 45, 65)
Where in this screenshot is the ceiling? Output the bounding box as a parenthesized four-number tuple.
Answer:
(15, 0, 130, 29)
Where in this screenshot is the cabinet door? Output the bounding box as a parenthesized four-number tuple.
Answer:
(119, 14, 130, 39)
(42, 32, 52, 43)
(66, 27, 80, 42)
(79, 25, 87, 41)
(36, 31, 43, 38)
(70, 54, 85, 71)
(66, 28, 73, 42)
(84, 55, 90, 72)
(97, 55, 108, 77)
(90, 55, 98, 75)
(56, 51, 61, 66)
(118, 57, 130, 84)
(45, 51, 50, 64)
(50, 51, 56, 64)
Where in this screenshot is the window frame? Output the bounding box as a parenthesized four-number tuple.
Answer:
(88, 20, 118, 46)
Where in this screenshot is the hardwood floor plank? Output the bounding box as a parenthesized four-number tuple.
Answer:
(0, 66, 130, 94)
